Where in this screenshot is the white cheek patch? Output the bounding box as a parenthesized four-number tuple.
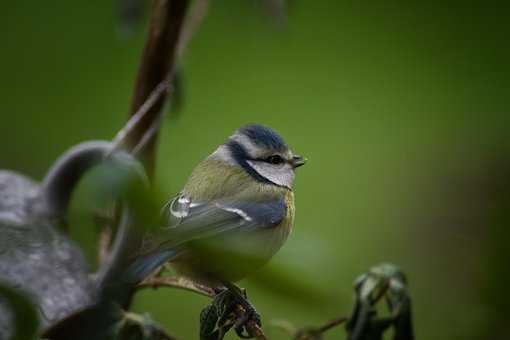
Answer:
(247, 160, 295, 189)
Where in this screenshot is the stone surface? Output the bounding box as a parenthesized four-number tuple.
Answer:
(0, 170, 96, 338)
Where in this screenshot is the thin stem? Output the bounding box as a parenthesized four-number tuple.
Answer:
(97, 225, 113, 267)
(126, 0, 188, 177)
(137, 276, 215, 298)
(274, 315, 349, 339)
(132, 108, 166, 157)
(177, 0, 210, 58)
(112, 80, 171, 151)
(315, 316, 349, 333)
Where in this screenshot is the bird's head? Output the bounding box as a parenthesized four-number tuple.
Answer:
(210, 124, 305, 189)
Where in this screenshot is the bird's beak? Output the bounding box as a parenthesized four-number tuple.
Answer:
(291, 155, 306, 168)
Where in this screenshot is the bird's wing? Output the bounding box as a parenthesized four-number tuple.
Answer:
(158, 193, 287, 246)
(127, 194, 286, 283)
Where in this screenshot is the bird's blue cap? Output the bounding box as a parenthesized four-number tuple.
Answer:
(238, 124, 288, 150)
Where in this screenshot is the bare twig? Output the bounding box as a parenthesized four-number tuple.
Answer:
(132, 108, 166, 157)
(93, 203, 117, 266)
(115, 0, 211, 157)
(271, 319, 298, 336)
(177, 0, 210, 58)
(138, 276, 215, 298)
(312, 316, 348, 334)
(98, 226, 113, 266)
(112, 81, 171, 151)
(126, 0, 188, 177)
(273, 315, 348, 339)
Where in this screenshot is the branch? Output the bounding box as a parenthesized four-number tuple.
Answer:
(126, 0, 188, 178)
(138, 276, 215, 298)
(177, 0, 210, 58)
(272, 316, 348, 339)
(312, 316, 349, 334)
(233, 304, 267, 340)
(139, 276, 268, 339)
(97, 223, 113, 267)
(115, 0, 211, 160)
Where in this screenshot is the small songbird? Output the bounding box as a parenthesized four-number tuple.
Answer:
(128, 124, 305, 290)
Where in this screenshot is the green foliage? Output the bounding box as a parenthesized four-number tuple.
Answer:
(0, 284, 39, 340)
(1, 1, 509, 339)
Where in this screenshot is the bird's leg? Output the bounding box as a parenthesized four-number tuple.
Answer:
(200, 302, 222, 340)
(199, 283, 263, 339)
(200, 288, 237, 340)
(221, 282, 262, 339)
(213, 287, 237, 325)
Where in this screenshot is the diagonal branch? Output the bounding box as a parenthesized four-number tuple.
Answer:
(126, 0, 188, 178)
(138, 276, 215, 298)
(177, 0, 210, 58)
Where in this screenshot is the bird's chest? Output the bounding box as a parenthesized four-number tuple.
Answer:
(172, 190, 295, 285)
(283, 189, 295, 230)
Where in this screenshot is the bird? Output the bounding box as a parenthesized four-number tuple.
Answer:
(127, 124, 305, 291)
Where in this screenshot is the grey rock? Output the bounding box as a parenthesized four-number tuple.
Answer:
(0, 171, 96, 339)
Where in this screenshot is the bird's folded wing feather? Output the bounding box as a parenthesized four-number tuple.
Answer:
(126, 194, 286, 282)
(157, 193, 287, 248)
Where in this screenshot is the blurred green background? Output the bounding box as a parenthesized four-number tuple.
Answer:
(1, 1, 509, 339)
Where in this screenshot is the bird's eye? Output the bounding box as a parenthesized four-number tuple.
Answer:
(266, 155, 284, 164)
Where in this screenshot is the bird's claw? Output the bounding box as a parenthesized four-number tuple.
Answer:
(233, 301, 262, 339)
(199, 286, 262, 339)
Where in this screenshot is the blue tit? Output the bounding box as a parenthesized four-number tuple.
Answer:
(128, 124, 305, 288)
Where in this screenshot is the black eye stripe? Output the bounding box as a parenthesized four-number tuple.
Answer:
(227, 140, 274, 185)
(267, 155, 283, 164)
(251, 155, 284, 164)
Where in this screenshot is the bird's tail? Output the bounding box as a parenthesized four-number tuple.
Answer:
(123, 248, 181, 284)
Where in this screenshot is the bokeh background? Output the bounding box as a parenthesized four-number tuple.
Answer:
(1, 1, 509, 339)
